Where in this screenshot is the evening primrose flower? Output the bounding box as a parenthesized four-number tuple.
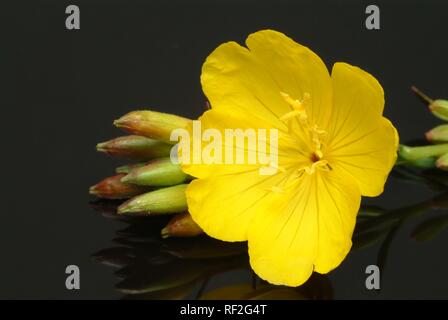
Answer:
(182, 30, 398, 286)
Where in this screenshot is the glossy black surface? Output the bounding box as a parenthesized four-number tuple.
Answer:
(2, 0, 448, 298)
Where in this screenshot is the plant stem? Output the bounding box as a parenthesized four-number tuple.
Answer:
(411, 86, 434, 104)
(399, 144, 448, 161)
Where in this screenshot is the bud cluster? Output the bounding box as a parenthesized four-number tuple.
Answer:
(398, 87, 448, 170)
(90, 110, 202, 238)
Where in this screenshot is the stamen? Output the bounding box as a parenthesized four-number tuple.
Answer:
(279, 110, 302, 122)
(268, 92, 331, 195)
(300, 160, 329, 175)
(280, 92, 306, 112)
(280, 92, 309, 130)
(267, 160, 330, 194)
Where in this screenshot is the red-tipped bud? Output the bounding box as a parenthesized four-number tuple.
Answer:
(89, 174, 148, 199)
(161, 213, 203, 238)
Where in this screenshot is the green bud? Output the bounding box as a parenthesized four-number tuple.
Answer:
(430, 100, 448, 121)
(426, 124, 448, 143)
(114, 110, 192, 142)
(97, 135, 172, 160)
(121, 158, 189, 187)
(398, 144, 448, 162)
(411, 86, 448, 121)
(117, 184, 188, 215)
(115, 162, 147, 174)
(436, 153, 448, 171)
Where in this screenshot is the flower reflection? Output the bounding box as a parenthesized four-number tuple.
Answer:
(90, 165, 448, 299)
(354, 166, 448, 271)
(89, 206, 333, 299)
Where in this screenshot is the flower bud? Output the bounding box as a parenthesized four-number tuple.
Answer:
(117, 184, 188, 215)
(89, 174, 148, 199)
(426, 124, 448, 143)
(429, 100, 448, 121)
(97, 135, 172, 160)
(114, 110, 192, 142)
(161, 212, 203, 238)
(115, 162, 146, 174)
(436, 153, 448, 171)
(121, 158, 189, 187)
(411, 86, 448, 121)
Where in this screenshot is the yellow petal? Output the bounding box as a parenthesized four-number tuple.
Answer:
(245, 30, 333, 127)
(201, 30, 332, 131)
(186, 169, 289, 242)
(327, 62, 398, 197)
(247, 167, 360, 286)
(181, 108, 307, 179)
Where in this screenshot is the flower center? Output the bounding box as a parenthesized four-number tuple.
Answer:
(310, 152, 320, 163)
(279, 91, 329, 171)
(267, 92, 331, 194)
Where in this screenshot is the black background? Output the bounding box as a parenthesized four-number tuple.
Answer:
(2, 0, 448, 299)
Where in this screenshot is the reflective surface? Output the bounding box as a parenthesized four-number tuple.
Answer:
(89, 166, 448, 299)
(90, 203, 333, 300)
(3, 0, 448, 298)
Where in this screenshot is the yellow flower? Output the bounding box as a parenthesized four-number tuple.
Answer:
(182, 30, 398, 286)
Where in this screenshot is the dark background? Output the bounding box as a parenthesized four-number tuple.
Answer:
(1, 0, 448, 299)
